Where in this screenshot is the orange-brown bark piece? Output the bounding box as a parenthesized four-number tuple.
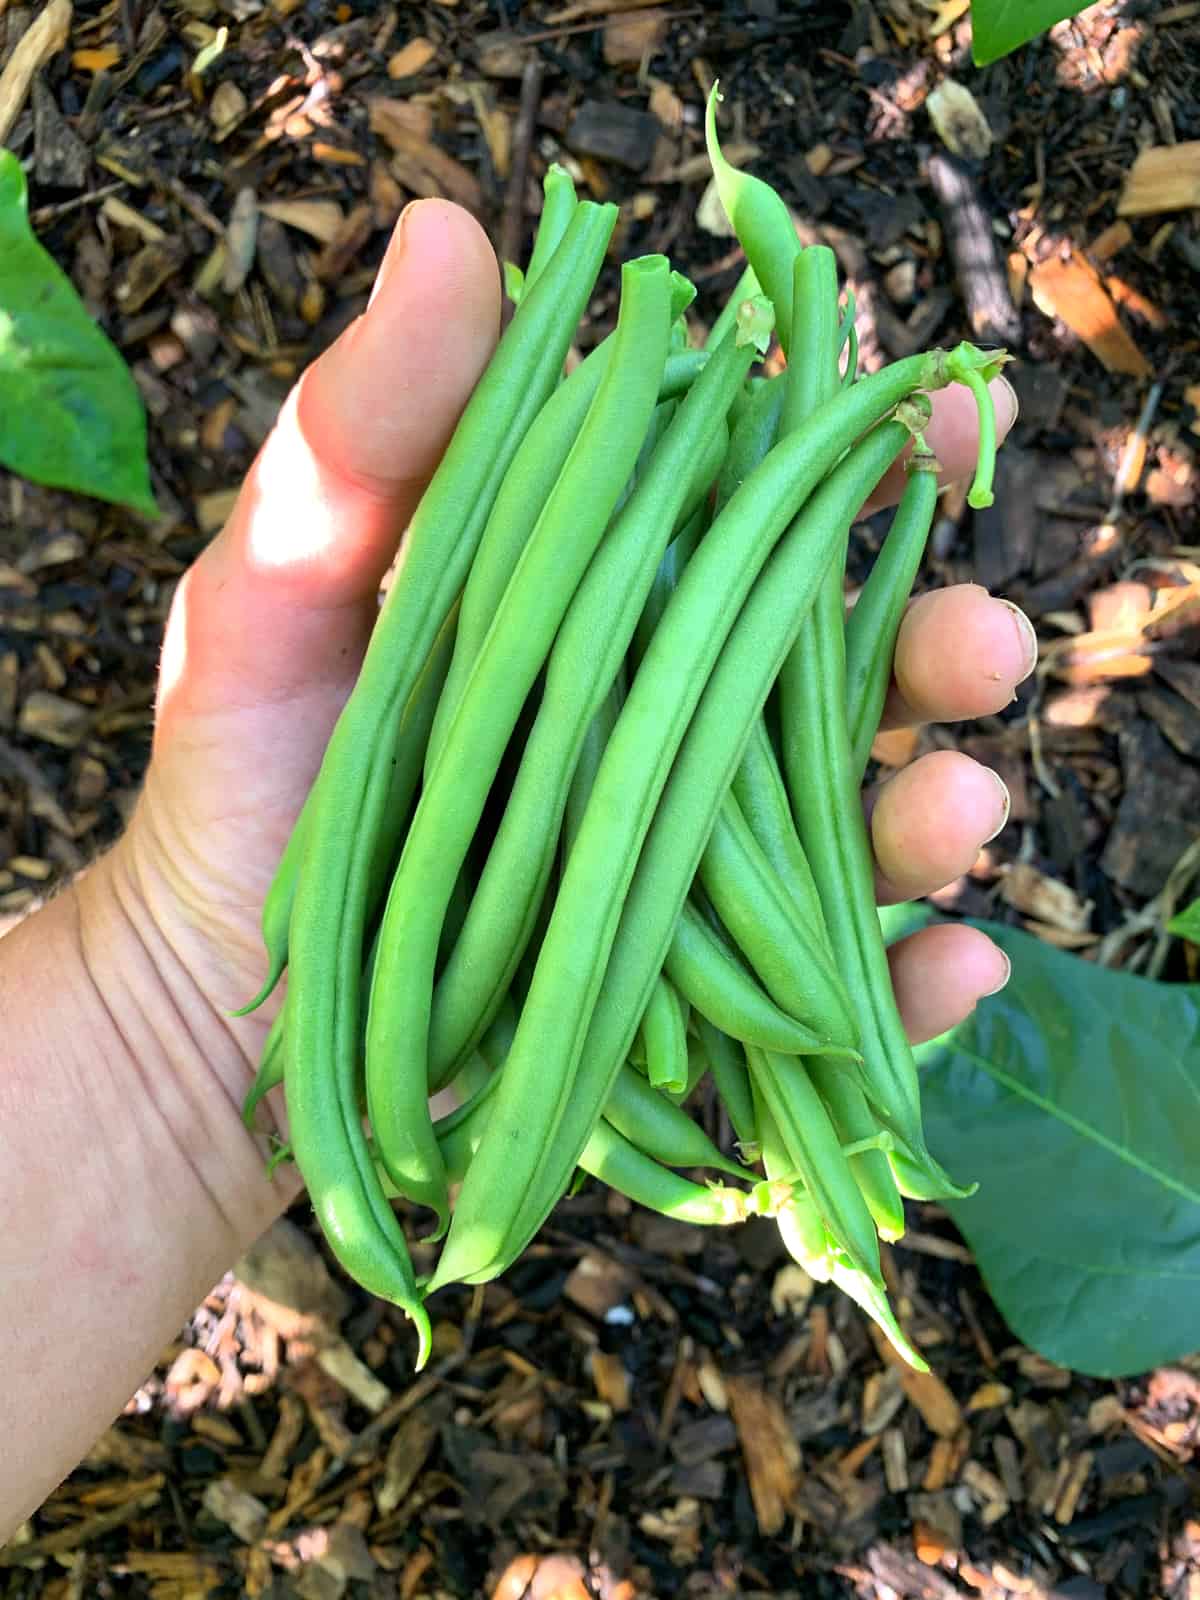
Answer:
(1029, 253, 1150, 377)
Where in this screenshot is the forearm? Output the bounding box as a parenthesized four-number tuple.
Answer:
(0, 844, 288, 1537)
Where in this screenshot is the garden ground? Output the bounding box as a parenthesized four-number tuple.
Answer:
(0, 0, 1198, 1594)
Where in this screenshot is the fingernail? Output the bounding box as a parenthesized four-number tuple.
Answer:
(992, 373, 1020, 435)
(367, 201, 418, 311)
(982, 767, 1011, 843)
(1000, 598, 1038, 683)
(981, 948, 1011, 997)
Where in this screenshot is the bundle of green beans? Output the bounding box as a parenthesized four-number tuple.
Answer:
(240, 87, 1008, 1372)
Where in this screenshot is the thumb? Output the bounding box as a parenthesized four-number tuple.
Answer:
(157, 199, 500, 740)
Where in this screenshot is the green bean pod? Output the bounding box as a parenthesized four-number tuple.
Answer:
(845, 451, 939, 779)
(746, 1045, 881, 1282)
(714, 372, 786, 512)
(428, 402, 922, 1291)
(242, 1004, 286, 1130)
(604, 1063, 750, 1179)
(284, 201, 617, 1354)
(524, 164, 579, 289)
(365, 255, 673, 1223)
(664, 900, 834, 1054)
(807, 1060, 906, 1243)
(705, 88, 799, 349)
(424, 276, 698, 777)
(235, 598, 459, 1019)
(751, 1073, 833, 1280)
(577, 1119, 749, 1226)
(693, 1017, 758, 1156)
(638, 974, 689, 1095)
(728, 718, 826, 941)
(428, 329, 758, 1084)
(697, 793, 859, 1054)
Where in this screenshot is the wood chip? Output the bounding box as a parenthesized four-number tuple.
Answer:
(259, 198, 345, 244)
(17, 691, 90, 748)
(312, 142, 366, 166)
(725, 1374, 802, 1535)
(590, 1350, 632, 1413)
(387, 36, 436, 78)
(563, 1252, 635, 1319)
(71, 44, 119, 72)
(1053, 1449, 1093, 1523)
(883, 1427, 909, 1491)
(1030, 252, 1150, 377)
(377, 1408, 439, 1514)
(370, 98, 482, 211)
(1000, 862, 1092, 932)
(101, 196, 166, 244)
(604, 6, 669, 63)
(0, 0, 71, 144)
(201, 1479, 268, 1543)
(1118, 142, 1200, 215)
(1089, 219, 1132, 262)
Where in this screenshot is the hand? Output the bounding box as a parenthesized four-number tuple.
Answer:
(1, 197, 1032, 1540)
(103, 200, 1026, 1126)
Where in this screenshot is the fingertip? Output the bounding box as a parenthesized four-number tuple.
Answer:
(888, 923, 1012, 1044)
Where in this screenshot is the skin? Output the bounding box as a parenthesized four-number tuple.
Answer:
(0, 199, 1029, 1536)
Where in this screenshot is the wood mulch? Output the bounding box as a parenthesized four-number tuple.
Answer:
(1, 0, 1198, 1594)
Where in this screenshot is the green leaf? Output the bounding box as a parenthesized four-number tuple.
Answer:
(1169, 897, 1200, 943)
(0, 151, 157, 516)
(971, 0, 1084, 64)
(911, 913, 1200, 1377)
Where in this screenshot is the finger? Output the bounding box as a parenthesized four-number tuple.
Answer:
(870, 749, 1009, 904)
(861, 374, 1018, 515)
(158, 200, 500, 736)
(879, 584, 1038, 731)
(888, 922, 1011, 1044)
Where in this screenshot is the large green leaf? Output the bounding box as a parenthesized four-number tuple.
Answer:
(1169, 898, 1200, 944)
(0, 150, 156, 515)
(971, 0, 1084, 64)
(885, 906, 1200, 1377)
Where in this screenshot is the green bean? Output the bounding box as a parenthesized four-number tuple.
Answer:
(807, 1060, 906, 1243)
(747, 1045, 881, 1281)
(524, 164, 579, 289)
(768, 245, 923, 1225)
(425, 278, 699, 777)
(365, 255, 672, 1222)
(637, 974, 689, 1094)
(242, 1004, 286, 1130)
(693, 1017, 758, 1156)
(604, 1063, 749, 1179)
(565, 675, 624, 862)
(632, 502, 708, 665)
(664, 899, 834, 1053)
(714, 372, 785, 512)
(750, 1072, 833, 1279)
(729, 718, 826, 941)
(845, 449, 939, 779)
(776, 421, 968, 1191)
(578, 1119, 749, 1225)
(284, 201, 617, 1353)
(235, 598, 459, 1019)
(697, 793, 859, 1054)
(429, 403, 921, 1291)
(705, 88, 799, 348)
(427, 328, 757, 1085)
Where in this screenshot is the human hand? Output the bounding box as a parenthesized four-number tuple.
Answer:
(96, 200, 1026, 1164)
